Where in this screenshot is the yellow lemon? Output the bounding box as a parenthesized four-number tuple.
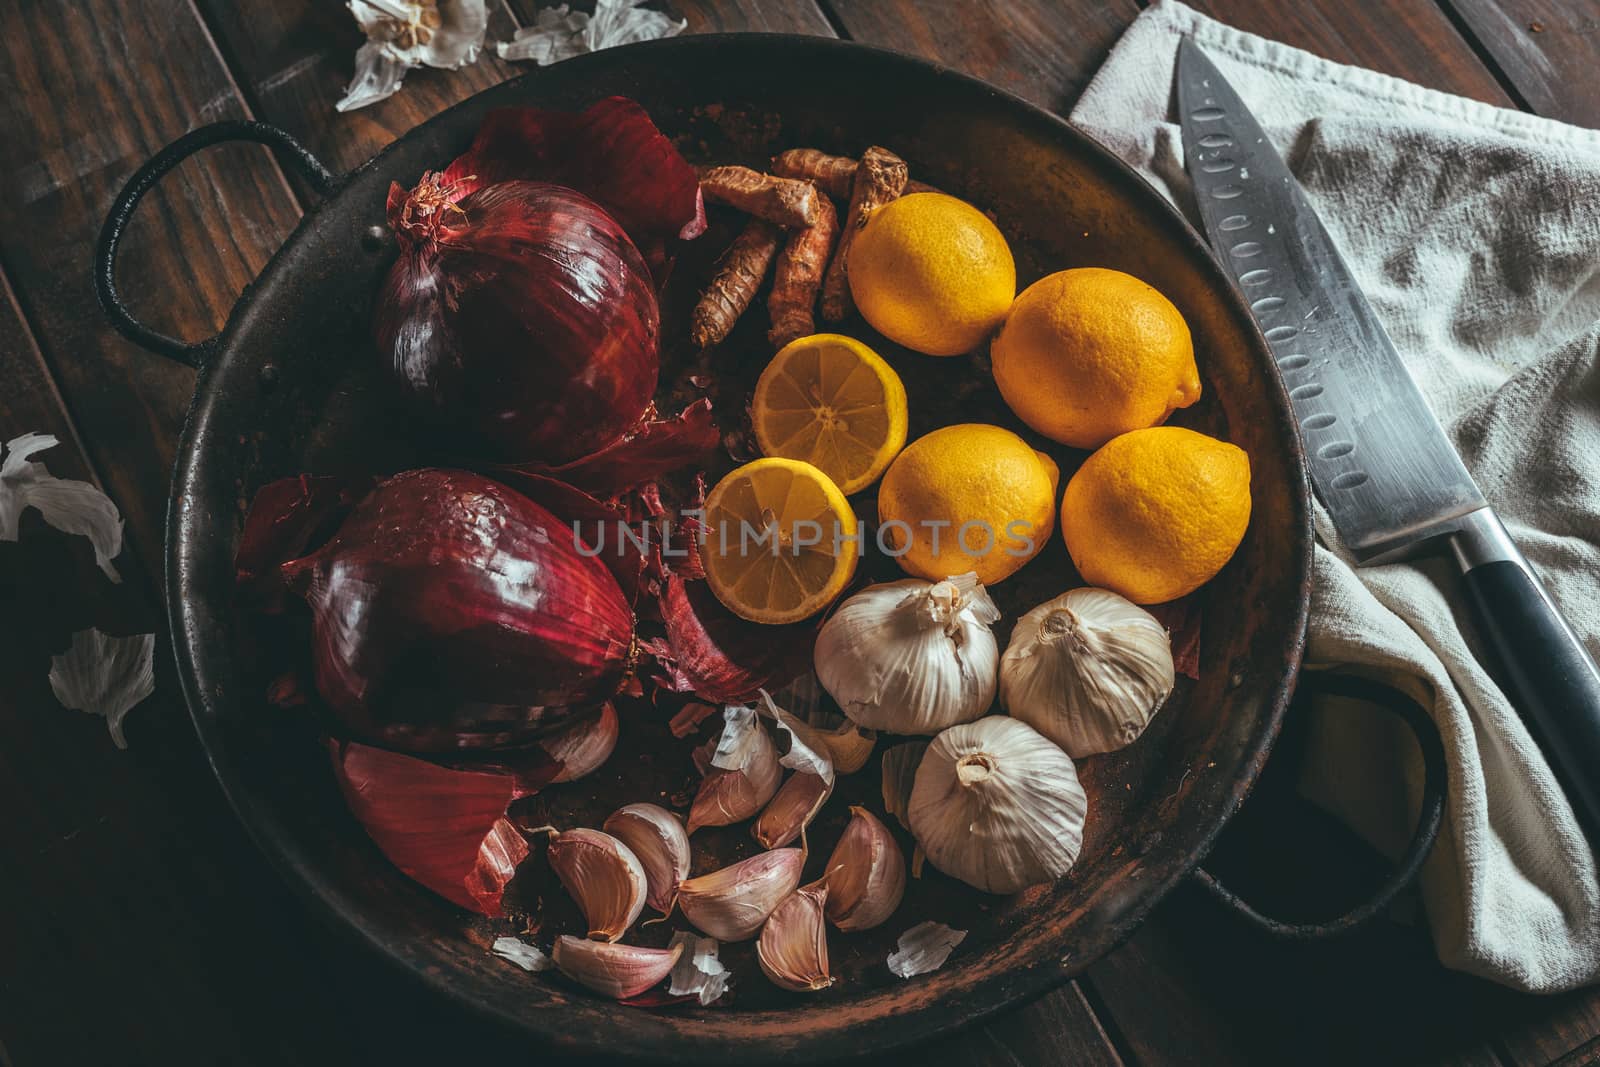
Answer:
(992, 268, 1201, 449)
(752, 334, 909, 495)
(701, 458, 858, 624)
(877, 423, 1056, 586)
(848, 193, 1016, 357)
(1061, 426, 1251, 604)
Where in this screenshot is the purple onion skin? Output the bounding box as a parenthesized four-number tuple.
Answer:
(283, 469, 634, 753)
(377, 181, 660, 465)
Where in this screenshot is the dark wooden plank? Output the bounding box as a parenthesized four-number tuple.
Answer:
(195, 0, 524, 180)
(1444, 0, 1600, 127)
(824, 0, 1140, 113)
(0, 0, 304, 577)
(1184, 0, 1516, 108)
(662, 0, 835, 34)
(940, 983, 1125, 1067)
(1490, 986, 1600, 1066)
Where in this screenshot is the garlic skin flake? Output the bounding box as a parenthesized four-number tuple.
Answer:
(543, 827, 647, 942)
(603, 804, 691, 915)
(815, 574, 1000, 735)
(337, 0, 489, 113)
(2, 433, 124, 582)
(1000, 588, 1175, 757)
(819, 806, 905, 932)
(887, 921, 967, 978)
(552, 936, 682, 999)
(757, 884, 834, 992)
(909, 717, 1087, 894)
(48, 628, 154, 749)
(492, 936, 553, 973)
(667, 931, 730, 1005)
(688, 704, 782, 832)
(677, 848, 804, 941)
(498, 0, 685, 65)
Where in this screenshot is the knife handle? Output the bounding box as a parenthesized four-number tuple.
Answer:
(1453, 508, 1600, 836)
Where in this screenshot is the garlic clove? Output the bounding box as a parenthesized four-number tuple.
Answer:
(818, 806, 905, 931)
(753, 771, 832, 850)
(677, 848, 805, 941)
(543, 827, 648, 941)
(908, 717, 1087, 894)
(757, 883, 834, 992)
(546, 701, 620, 783)
(687, 704, 782, 832)
(603, 803, 691, 916)
(552, 935, 683, 999)
(999, 587, 1175, 757)
(817, 717, 877, 774)
(814, 574, 1001, 735)
(880, 740, 929, 831)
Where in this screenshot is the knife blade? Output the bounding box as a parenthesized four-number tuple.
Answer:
(1177, 38, 1600, 835)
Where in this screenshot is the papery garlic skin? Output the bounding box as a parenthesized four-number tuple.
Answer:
(677, 848, 804, 941)
(820, 806, 905, 931)
(1000, 587, 1175, 757)
(757, 884, 834, 992)
(666, 930, 730, 1005)
(688, 704, 782, 832)
(603, 804, 691, 915)
(544, 828, 647, 941)
(909, 717, 1087, 894)
(552, 936, 682, 999)
(815, 574, 1000, 735)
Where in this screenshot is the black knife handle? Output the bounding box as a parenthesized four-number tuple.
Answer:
(1453, 508, 1600, 836)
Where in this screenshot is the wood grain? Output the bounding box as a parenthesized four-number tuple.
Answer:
(824, 0, 1140, 113)
(1445, 0, 1600, 127)
(0, 0, 303, 577)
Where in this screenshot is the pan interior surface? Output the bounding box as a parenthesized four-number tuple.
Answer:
(168, 36, 1308, 1061)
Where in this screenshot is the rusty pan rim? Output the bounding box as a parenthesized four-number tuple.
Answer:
(165, 33, 1311, 1061)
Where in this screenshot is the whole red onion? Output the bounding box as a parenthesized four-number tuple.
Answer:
(376, 179, 660, 464)
(282, 468, 634, 752)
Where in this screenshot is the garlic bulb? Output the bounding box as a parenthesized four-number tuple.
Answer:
(908, 717, 1087, 894)
(815, 573, 1001, 735)
(999, 587, 1174, 757)
(757, 884, 834, 992)
(603, 804, 691, 915)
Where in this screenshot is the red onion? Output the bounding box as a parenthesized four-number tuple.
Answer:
(642, 576, 815, 703)
(281, 469, 635, 753)
(328, 738, 532, 916)
(378, 179, 660, 464)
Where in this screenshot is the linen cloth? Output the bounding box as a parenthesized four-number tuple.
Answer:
(1071, 0, 1600, 992)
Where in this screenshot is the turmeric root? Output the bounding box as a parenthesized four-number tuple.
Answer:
(699, 166, 820, 228)
(691, 219, 783, 349)
(771, 148, 857, 200)
(767, 194, 839, 349)
(773, 147, 944, 201)
(820, 145, 907, 323)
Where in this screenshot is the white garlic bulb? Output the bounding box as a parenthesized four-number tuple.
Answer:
(999, 587, 1175, 757)
(908, 717, 1086, 894)
(814, 573, 1000, 735)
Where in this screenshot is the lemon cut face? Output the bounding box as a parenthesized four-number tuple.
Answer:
(701, 457, 859, 624)
(752, 334, 908, 495)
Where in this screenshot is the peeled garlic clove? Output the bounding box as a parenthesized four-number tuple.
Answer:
(753, 771, 832, 850)
(544, 827, 647, 941)
(603, 803, 691, 915)
(819, 806, 905, 931)
(814, 573, 1001, 735)
(552, 935, 683, 999)
(757, 884, 834, 992)
(1000, 587, 1175, 757)
(677, 848, 805, 941)
(908, 717, 1086, 894)
(688, 704, 782, 832)
(546, 701, 620, 783)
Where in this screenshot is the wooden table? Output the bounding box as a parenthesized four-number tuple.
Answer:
(2, 1, 1597, 1064)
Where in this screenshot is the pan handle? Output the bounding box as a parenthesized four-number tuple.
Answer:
(1189, 672, 1447, 940)
(94, 121, 339, 370)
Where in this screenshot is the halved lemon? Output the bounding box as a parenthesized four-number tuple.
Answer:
(751, 334, 909, 495)
(701, 457, 859, 624)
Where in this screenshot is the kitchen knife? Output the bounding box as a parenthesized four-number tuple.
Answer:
(1176, 38, 1600, 833)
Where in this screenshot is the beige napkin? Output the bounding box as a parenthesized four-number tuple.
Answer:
(1071, 0, 1600, 992)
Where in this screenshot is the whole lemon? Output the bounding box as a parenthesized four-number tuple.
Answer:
(877, 423, 1056, 585)
(849, 193, 1016, 357)
(1061, 426, 1251, 604)
(992, 268, 1201, 449)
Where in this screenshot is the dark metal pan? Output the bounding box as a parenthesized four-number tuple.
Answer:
(94, 34, 1442, 1061)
